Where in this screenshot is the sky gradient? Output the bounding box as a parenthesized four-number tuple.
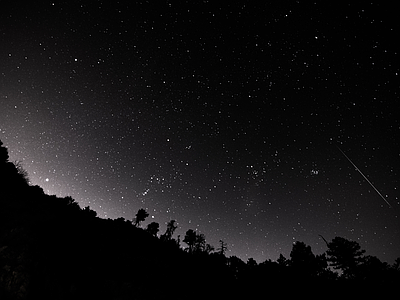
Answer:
(1, 1, 399, 263)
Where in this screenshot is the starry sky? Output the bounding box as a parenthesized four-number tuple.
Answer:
(1, 1, 399, 264)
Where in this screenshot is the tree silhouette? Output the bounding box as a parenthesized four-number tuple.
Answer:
(290, 241, 315, 267)
(181, 229, 210, 253)
(194, 233, 206, 253)
(160, 220, 177, 241)
(146, 222, 159, 237)
(183, 229, 197, 253)
(133, 208, 149, 227)
(326, 236, 365, 279)
(217, 240, 228, 256)
(290, 241, 329, 279)
(290, 242, 313, 269)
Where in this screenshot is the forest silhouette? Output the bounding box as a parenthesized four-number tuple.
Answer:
(0, 139, 399, 299)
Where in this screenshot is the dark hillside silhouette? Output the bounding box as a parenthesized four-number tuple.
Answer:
(0, 139, 399, 299)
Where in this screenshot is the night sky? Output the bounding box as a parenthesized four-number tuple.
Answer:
(1, 2, 399, 264)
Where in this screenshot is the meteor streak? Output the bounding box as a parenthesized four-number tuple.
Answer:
(336, 145, 392, 208)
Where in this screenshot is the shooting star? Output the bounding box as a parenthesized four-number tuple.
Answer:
(336, 145, 392, 208)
